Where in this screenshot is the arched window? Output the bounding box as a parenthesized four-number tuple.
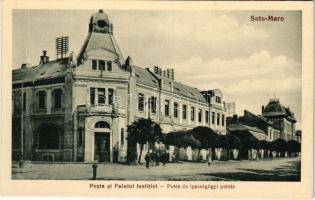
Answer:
(95, 121, 110, 129)
(38, 124, 59, 149)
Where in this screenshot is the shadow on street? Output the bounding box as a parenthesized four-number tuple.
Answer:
(199, 160, 300, 181)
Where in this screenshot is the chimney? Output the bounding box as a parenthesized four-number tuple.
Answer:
(154, 66, 159, 74)
(40, 50, 49, 64)
(261, 106, 265, 114)
(166, 69, 170, 78)
(21, 63, 30, 69)
(170, 68, 174, 80)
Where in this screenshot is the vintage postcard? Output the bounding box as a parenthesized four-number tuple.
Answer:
(0, 0, 313, 199)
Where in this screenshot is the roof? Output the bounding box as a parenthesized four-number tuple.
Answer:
(228, 123, 265, 134)
(152, 72, 206, 103)
(263, 99, 286, 116)
(132, 66, 207, 103)
(133, 66, 160, 88)
(12, 58, 68, 82)
(262, 99, 296, 122)
(77, 32, 124, 64)
(173, 81, 206, 103)
(244, 110, 281, 130)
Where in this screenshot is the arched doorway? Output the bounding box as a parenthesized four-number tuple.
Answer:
(94, 121, 111, 162)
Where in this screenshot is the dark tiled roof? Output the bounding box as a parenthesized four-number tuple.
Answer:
(173, 81, 206, 103)
(263, 99, 296, 122)
(132, 66, 206, 103)
(12, 59, 68, 82)
(153, 73, 206, 103)
(133, 66, 159, 88)
(263, 100, 286, 116)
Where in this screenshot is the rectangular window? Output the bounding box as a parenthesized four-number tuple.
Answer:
(107, 61, 112, 71)
(173, 102, 178, 118)
(90, 88, 95, 105)
(138, 93, 144, 111)
(217, 113, 220, 125)
(205, 111, 209, 123)
(215, 96, 222, 103)
(38, 91, 46, 110)
(98, 60, 105, 71)
(98, 88, 106, 105)
(182, 105, 187, 119)
(212, 112, 215, 124)
(191, 107, 195, 121)
(121, 128, 124, 145)
(92, 60, 97, 70)
(222, 115, 225, 126)
(198, 109, 202, 123)
(22, 92, 26, 112)
(150, 96, 157, 113)
(164, 100, 170, 116)
(108, 88, 114, 105)
(54, 89, 62, 108)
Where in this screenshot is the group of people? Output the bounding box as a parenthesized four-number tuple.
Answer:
(144, 151, 170, 169)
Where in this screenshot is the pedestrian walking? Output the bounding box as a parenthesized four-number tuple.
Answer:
(161, 151, 166, 166)
(207, 151, 212, 166)
(145, 152, 150, 169)
(156, 151, 160, 166)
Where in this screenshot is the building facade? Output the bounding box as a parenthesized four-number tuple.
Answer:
(262, 99, 297, 141)
(227, 110, 281, 142)
(12, 10, 227, 163)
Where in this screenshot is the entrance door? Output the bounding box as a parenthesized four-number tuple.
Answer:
(94, 133, 110, 162)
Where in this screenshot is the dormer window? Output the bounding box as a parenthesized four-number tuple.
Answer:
(91, 59, 113, 71)
(99, 60, 105, 71)
(215, 96, 222, 103)
(107, 61, 112, 71)
(92, 60, 97, 70)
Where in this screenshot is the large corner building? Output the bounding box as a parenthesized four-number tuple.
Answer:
(12, 10, 227, 162)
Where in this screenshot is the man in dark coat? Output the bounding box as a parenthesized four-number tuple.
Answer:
(145, 152, 150, 169)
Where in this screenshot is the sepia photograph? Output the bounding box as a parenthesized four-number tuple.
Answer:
(10, 8, 304, 182)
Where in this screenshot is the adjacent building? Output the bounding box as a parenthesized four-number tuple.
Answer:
(227, 110, 281, 142)
(227, 99, 297, 142)
(12, 10, 227, 163)
(262, 99, 297, 141)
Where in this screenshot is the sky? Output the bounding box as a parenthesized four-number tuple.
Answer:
(13, 10, 302, 128)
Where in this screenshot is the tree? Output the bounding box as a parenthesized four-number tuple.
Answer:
(230, 130, 259, 159)
(287, 140, 301, 157)
(224, 133, 242, 160)
(258, 140, 272, 158)
(192, 126, 218, 161)
(164, 130, 201, 161)
(272, 138, 287, 157)
(127, 118, 162, 164)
